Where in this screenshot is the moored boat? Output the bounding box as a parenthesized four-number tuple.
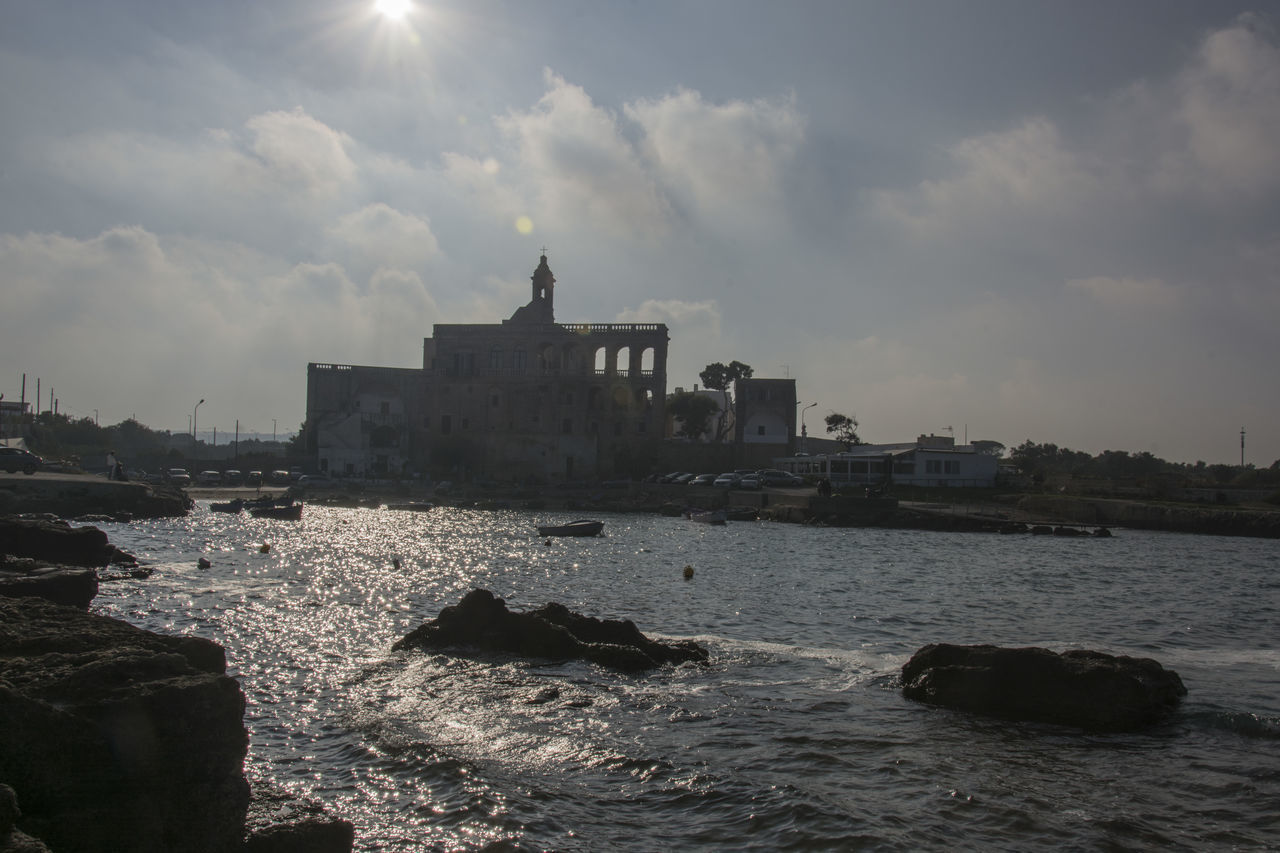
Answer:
(249, 502, 303, 520)
(386, 501, 433, 512)
(209, 499, 244, 514)
(537, 519, 604, 537)
(685, 508, 727, 525)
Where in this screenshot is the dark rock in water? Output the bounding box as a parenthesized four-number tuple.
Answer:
(0, 596, 249, 852)
(0, 557, 98, 609)
(393, 588, 709, 672)
(244, 781, 355, 853)
(0, 516, 137, 567)
(0, 784, 52, 852)
(901, 643, 1187, 731)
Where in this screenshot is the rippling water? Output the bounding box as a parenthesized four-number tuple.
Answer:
(91, 505, 1279, 851)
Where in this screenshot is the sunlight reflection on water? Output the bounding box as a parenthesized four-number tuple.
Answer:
(89, 504, 1280, 851)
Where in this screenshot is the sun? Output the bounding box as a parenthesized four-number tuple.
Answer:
(374, 0, 412, 21)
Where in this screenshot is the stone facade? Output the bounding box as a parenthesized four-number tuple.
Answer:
(305, 256, 669, 482)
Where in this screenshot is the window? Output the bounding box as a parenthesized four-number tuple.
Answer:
(380, 402, 390, 415)
(944, 460, 960, 474)
(452, 352, 475, 376)
(513, 348, 527, 370)
(489, 347, 503, 369)
(926, 460, 942, 474)
(757, 425, 766, 436)
(562, 418, 573, 434)
(441, 415, 452, 435)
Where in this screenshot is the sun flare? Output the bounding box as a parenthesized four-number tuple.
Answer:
(374, 0, 411, 21)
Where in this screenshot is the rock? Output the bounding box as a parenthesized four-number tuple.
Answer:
(0, 557, 98, 609)
(0, 477, 190, 521)
(244, 782, 355, 853)
(0, 785, 52, 853)
(0, 597, 249, 852)
(901, 643, 1187, 731)
(0, 517, 136, 567)
(393, 588, 709, 672)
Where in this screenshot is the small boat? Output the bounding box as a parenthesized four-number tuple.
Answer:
(386, 501, 433, 511)
(537, 519, 604, 537)
(249, 502, 303, 520)
(685, 508, 727, 525)
(210, 499, 244, 514)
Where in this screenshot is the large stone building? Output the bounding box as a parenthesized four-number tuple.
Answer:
(305, 255, 670, 482)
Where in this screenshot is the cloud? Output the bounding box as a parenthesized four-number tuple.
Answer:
(627, 88, 805, 233)
(1066, 275, 1180, 310)
(615, 298, 722, 332)
(496, 71, 670, 240)
(245, 108, 358, 198)
(1166, 13, 1280, 198)
(871, 117, 1088, 241)
(0, 225, 434, 430)
(325, 203, 440, 273)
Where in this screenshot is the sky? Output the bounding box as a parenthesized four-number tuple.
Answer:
(2, 0, 1277, 465)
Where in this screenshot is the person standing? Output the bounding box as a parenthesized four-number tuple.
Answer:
(106, 450, 117, 480)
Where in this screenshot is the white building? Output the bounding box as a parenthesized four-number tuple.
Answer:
(774, 434, 999, 488)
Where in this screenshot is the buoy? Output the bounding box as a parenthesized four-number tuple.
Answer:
(683, 565, 694, 580)
(259, 543, 271, 553)
(393, 558, 402, 570)
(197, 557, 211, 569)
(544, 538, 553, 546)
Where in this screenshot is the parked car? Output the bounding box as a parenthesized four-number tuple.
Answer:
(245, 471, 263, 486)
(196, 470, 222, 486)
(668, 472, 696, 484)
(712, 472, 742, 488)
(738, 474, 761, 490)
(166, 468, 191, 485)
(296, 474, 333, 489)
(223, 469, 243, 486)
(688, 473, 718, 487)
(759, 470, 804, 487)
(0, 447, 42, 474)
(269, 470, 291, 485)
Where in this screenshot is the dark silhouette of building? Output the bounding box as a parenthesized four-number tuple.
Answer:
(306, 255, 669, 482)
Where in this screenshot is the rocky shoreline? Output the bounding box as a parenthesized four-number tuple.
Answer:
(0, 516, 355, 852)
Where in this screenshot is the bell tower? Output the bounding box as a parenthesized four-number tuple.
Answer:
(531, 252, 555, 313)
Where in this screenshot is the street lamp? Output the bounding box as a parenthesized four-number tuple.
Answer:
(801, 402, 817, 453)
(193, 398, 205, 445)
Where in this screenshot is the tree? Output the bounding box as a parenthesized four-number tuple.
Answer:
(698, 360, 753, 442)
(971, 440, 1005, 457)
(666, 392, 720, 442)
(825, 412, 861, 450)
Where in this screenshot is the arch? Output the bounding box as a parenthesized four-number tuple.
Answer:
(640, 347, 655, 374)
(561, 343, 579, 373)
(593, 346, 607, 374)
(615, 346, 630, 377)
(537, 343, 557, 371)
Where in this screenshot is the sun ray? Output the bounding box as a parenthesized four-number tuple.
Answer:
(374, 0, 412, 21)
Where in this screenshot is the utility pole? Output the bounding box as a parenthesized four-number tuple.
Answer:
(1241, 427, 1246, 467)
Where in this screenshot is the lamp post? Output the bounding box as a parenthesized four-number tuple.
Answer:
(193, 399, 205, 458)
(801, 402, 817, 454)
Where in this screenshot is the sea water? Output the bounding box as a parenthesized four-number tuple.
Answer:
(91, 505, 1280, 851)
